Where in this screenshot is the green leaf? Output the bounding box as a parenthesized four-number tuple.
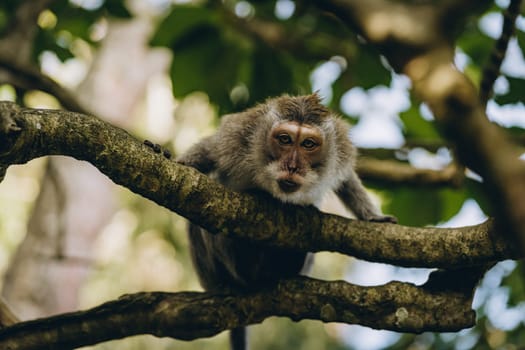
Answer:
(505, 126, 525, 138)
(169, 25, 241, 111)
(352, 46, 391, 89)
(516, 30, 525, 58)
(287, 57, 313, 96)
(0, 0, 18, 14)
(495, 77, 525, 104)
(465, 178, 492, 215)
(248, 46, 294, 103)
(33, 29, 75, 62)
(457, 22, 493, 66)
(150, 6, 217, 47)
(331, 69, 356, 114)
(400, 103, 441, 140)
(439, 187, 468, 222)
(159, 5, 309, 112)
(153, 6, 233, 109)
(104, 0, 131, 18)
(50, 1, 99, 42)
(379, 185, 467, 226)
(501, 261, 524, 307)
(55, 17, 94, 41)
(384, 187, 442, 226)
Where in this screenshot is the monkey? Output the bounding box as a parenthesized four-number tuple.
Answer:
(174, 93, 396, 350)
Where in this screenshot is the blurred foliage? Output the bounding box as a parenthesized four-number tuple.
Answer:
(150, 2, 391, 113)
(2, 0, 525, 349)
(33, 0, 131, 61)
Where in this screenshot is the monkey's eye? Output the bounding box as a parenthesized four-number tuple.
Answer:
(301, 138, 318, 149)
(276, 134, 292, 145)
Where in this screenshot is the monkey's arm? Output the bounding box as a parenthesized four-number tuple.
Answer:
(176, 136, 217, 174)
(336, 170, 397, 223)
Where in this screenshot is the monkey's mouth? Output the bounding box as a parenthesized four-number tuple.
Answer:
(277, 179, 300, 193)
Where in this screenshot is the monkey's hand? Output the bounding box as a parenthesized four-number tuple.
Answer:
(367, 215, 398, 224)
(144, 139, 172, 159)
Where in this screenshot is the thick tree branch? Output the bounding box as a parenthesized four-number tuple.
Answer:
(0, 276, 476, 349)
(0, 102, 520, 268)
(317, 0, 525, 253)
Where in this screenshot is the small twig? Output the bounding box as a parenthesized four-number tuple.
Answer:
(479, 0, 523, 105)
(0, 57, 87, 114)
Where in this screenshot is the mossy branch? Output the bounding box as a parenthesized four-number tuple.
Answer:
(0, 276, 477, 350)
(0, 102, 519, 269)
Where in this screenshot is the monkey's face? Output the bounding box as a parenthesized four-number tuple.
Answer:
(260, 121, 326, 204)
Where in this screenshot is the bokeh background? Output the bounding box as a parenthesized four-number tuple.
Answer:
(1, 0, 525, 349)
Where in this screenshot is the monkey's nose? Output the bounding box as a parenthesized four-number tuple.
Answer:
(278, 179, 300, 193)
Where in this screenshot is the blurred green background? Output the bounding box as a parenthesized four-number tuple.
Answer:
(1, 0, 525, 349)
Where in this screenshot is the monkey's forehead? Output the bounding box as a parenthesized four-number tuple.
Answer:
(271, 121, 323, 135)
(269, 118, 336, 140)
(271, 96, 330, 124)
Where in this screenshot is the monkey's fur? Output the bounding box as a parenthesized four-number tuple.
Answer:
(176, 94, 395, 350)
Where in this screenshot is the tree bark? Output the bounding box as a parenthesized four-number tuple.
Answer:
(0, 103, 519, 269)
(0, 277, 477, 350)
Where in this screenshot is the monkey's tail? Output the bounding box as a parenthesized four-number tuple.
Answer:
(230, 327, 247, 350)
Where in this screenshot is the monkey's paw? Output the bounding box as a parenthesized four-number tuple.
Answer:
(367, 215, 398, 224)
(144, 139, 172, 159)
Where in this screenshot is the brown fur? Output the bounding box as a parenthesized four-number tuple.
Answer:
(176, 94, 396, 350)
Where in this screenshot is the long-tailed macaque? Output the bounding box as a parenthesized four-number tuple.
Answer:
(176, 94, 396, 350)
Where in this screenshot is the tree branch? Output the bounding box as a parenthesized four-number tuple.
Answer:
(357, 158, 464, 188)
(0, 0, 53, 63)
(220, 5, 357, 62)
(0, 276, 476, 349)
(316, 0, 525, 253)
(479, 0, 522, 104)
(0, 57, 87, 113)
(0, 102, 520, 269)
